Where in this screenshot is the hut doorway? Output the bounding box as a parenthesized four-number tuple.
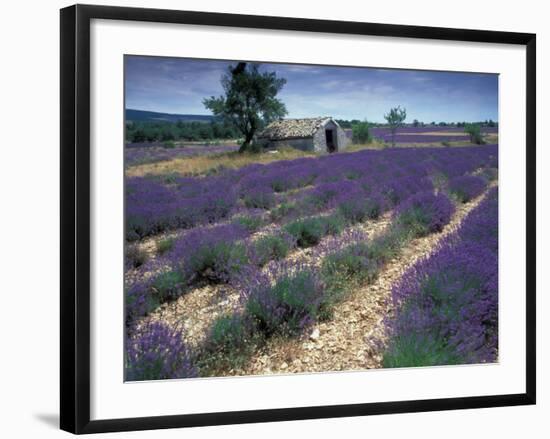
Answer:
(325, 129, 336, 152)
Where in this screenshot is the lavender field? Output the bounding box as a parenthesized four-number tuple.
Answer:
(124, 144, 499, 380)
(345, 125, 498, 145)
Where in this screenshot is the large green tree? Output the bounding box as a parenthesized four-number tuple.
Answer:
(203, 62, 287, 152)
(384, 106, 407, 147)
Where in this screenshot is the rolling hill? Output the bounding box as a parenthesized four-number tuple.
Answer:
(126, 109, 215, 123)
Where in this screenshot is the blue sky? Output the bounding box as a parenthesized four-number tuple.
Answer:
(125, 56, 498, 123)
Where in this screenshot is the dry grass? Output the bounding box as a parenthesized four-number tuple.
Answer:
(344, 139, 387, 151)
(125, 146, 315, 177)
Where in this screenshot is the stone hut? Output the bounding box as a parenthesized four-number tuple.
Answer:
(257, 117, 350, 153)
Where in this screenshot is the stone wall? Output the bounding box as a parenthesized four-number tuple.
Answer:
(336, 125, 351, 151)
(312, 120, 350, 153)
(312, 126, 328, 152)
(263, 137, 315, 152)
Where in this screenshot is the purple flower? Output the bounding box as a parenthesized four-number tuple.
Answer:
(239, 263, 325, 337)
(168, 223, 250, 284)
(394, 191, 455, 236)
(126, 321, 197, 381)
(383, 188, 498, 367)
(448, 175, 487, 203)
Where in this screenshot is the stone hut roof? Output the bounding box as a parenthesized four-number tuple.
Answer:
(258, 117, 333, 140)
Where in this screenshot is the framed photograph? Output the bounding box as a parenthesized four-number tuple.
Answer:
(60, 4, 536, 434)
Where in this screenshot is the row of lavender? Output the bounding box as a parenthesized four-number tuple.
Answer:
(369, 125, 498, 136)
(125, 167, 496, 380)
(126, 145, 498, 242)
(382, 187, 498, 366)
(348, 126, 498, 144)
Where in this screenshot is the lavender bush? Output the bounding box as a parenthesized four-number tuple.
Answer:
(284, 215, 344, 248)
(383, 188, 498, 367)
(321, 241, 380, 303)
(125, 281, 157, 325)
(242, 264, 326, 337)
(393, 191, 455, 237)
(448, 175, 487, 203)
(199, 312, 265, 373)
(126, 321, 197, 381)
(336, 187, 383, 223)
(241, 185, 276, 209)
(248, 232, 296, 267)
(168, 223, 250, 284)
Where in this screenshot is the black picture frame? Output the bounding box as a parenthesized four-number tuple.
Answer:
(60, 4, 536, 434)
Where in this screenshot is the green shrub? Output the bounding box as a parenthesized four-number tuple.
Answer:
(321, 242, 379, 303)
(283, 215, 341, 248)
(284, 218, 325, 247)
(207, 314, 255, 353)
(352, 120, 371, 144)
(367, 228, 407, 263)
(151, 270, 186, 302)
(233, 215, 264, 232)
(251, 233, 294, 266)
(395, 206, 431, 237)
(242, 189, 275, 209)
(338, 196, 381, 224)
(382, 333, 461, 368)
(157, 237, 174, 255)
(198, 314, 262, 374)
(186, 241, 249, 284)
(464, 123, 485, 145)
(322, 214, 346, 235)
(245, 270, 325, 337)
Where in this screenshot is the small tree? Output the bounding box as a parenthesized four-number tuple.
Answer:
(203, 62, 287, 153)
(351, 120, 371, 144)
(464, 123, 485, 145)
(384, 106, 407, 147)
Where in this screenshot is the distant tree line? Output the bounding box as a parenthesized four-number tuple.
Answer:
(336, 119, 386, 129)
(125, 120, 241, 143)
(338, 118, 498, 128)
